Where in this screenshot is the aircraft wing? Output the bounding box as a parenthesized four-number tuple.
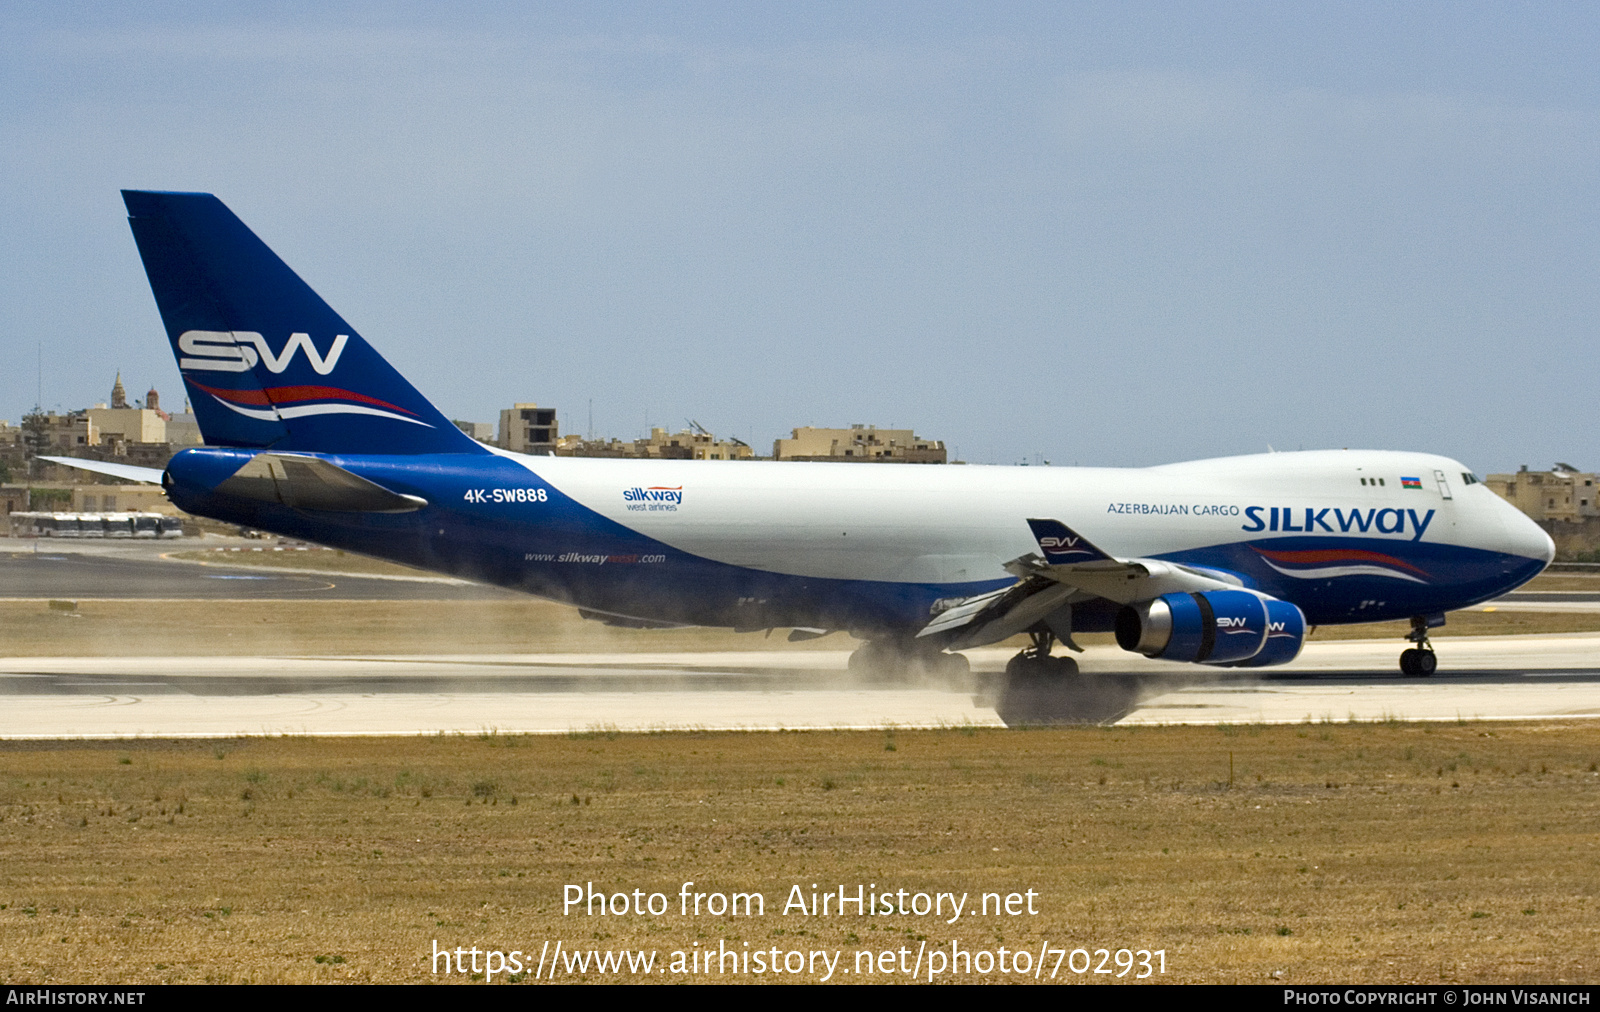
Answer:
(915, 519, 1244, 650)
(39, 456, 165, 484)
(1010, 518, 1243, 603)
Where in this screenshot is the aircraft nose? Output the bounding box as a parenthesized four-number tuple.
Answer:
(1508, 509, 1555, 566)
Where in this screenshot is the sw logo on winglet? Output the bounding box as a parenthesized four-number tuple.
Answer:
(1026, 518, 1117, 566)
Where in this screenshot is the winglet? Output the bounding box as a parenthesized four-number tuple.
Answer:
(1025, 518, 1117, 566)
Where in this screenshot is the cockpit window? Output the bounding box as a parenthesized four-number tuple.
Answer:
(1461, 472, 1480, 485)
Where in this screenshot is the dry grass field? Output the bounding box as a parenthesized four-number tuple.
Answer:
(1, 723, 1596, 984)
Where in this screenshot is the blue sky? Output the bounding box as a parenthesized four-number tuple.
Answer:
(2, 2, 1596, 469)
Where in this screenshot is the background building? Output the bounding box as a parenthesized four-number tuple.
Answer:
(83, 376, 203, 448)
(0, 376, 205, 503)
(773, 424, 946, 463)
(556, 424, 755, 460)
(1485, 464, 1599, 524)
(498, 403, 558, 454)
(452, 420, 497, 444)
(1, 482, 179, 517)
(85, 403, 166, 445)
(1486, 463, 1600, 561)
(494, 401, 755, 460)
(16, 412, 97, 451)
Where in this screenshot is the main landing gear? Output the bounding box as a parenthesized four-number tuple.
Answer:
(994, 628, 1142, 725)
(1005, 629, 1078, 678)
(1399, 614, 1440, 676)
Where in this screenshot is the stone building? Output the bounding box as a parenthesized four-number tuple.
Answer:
(498, 404, 558, 454)
(773, 424, 946, 463)
(0, 378, 202, 488)
(555, 426, 755, 461)
(0, 482, 175, 517)
(1485, 464, 1599, 523)
(452, 420, 497, 444)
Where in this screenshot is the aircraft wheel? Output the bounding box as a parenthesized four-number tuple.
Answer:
(1005, 653, 1077, 681)
(1399, 648, 1436, 676)
(996, 654, 1101, 725)
(848, 642, 903, 679)
(848, 641, 941, 682)
(1005, 653, 1045, 679)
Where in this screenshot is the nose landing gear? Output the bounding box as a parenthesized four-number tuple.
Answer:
(1399, 613, 1442, 676)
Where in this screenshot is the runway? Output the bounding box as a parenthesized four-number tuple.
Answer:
(1, 635, 1597, 737)
(2, 540, 1598, 736)
(0, 544, 518, 601)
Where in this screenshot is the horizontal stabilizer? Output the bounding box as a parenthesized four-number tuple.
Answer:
(216, 453, 427, 513)
(39, 456, 165, 485)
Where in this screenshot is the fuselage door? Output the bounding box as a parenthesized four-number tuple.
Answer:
(1433, 469, 1453, 500)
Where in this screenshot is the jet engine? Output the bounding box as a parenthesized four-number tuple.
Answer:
(1114, 590, 1305, 666)
(1222, 598, 1307, 668)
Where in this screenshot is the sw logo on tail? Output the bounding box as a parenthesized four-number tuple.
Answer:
(179, 331, 349, 375)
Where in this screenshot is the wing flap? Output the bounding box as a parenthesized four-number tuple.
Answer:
(916, 586, 1012, 639)
(915, 579, 1076, 651)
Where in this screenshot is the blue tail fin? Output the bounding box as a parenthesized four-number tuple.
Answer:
(122, 190, 483, 455)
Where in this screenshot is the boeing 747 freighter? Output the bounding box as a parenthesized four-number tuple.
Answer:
(46, 192, 1554, 686)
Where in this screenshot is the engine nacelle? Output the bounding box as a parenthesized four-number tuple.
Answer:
(1115, 590, 1301, 666)
(1220, 598, 1307, 668)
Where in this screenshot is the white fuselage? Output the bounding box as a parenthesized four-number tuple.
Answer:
(506, 448, 1549, 586)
